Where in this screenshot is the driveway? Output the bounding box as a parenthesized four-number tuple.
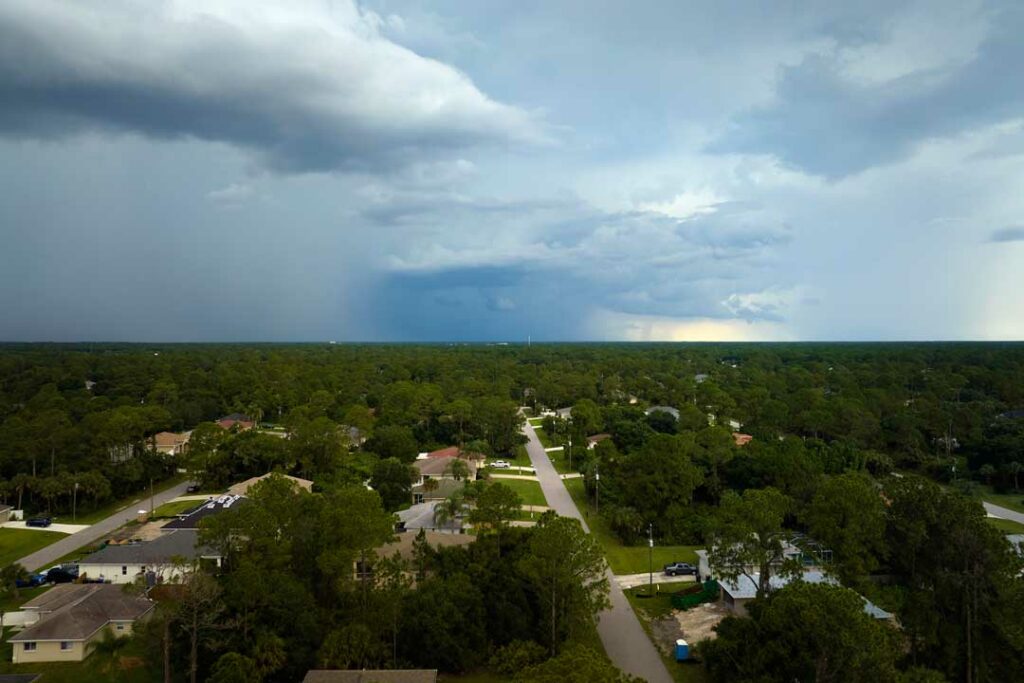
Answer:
(15, 479, 193, 572)
(616, 572, 697, 590)
(3, 521, 90, 534)
(523, 423, 673, 683)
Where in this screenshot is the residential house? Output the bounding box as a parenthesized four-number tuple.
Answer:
(412, 455, 478, 487)
(8, 584, 153, 663)
(161, 494, 247, 531)
(717, 571, 894, 622)
(217, 413, 254, 431)
(555, 407, 573, 420)
(411, 478, 464, 505)
(355, 530, 474, 582)
(152, 431, 191, 456)
(304, 670, 437, 683)
(78, 529, 221, 585)
(0, 503, 11, 524)
(227, 473, 313, 497)
(694, 373, 710, 384)
(586, 434, 611, 450)
(732, 433, 753, 447)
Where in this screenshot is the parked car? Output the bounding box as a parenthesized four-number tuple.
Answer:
(663, 562, 697, 576)
(490, 460, 511, 469)
(186, 484, 201, 493)
(26, 517, 52, 528)
(45, 567, 76, 584)
(15, 574, 46, 589)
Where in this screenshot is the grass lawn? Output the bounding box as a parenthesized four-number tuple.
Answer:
(72, 474, 188, 524)
(151, 499, 201, 518)
(527, 416, 544, 426)
(0, 529, 67, 568)
(546, 448, 583, 475)
(498, 479, 548, 507)
(510, 444, 532, 467)
(533, 427, 554, 448)
(988, 516, 1024, 534)
(563, 479, 699, 575)
(978, 487, 1024, 515)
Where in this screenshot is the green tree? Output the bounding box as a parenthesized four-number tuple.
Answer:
(803, 471, 886, 584)
(708, 487, 799, 597)
(518, 513, 609, 654)
(700, 582, 899, 683)
(468, 482, 522, 532)
(206, 652, 261, 683)
(515, 645, 639, 683)
(370, 458, 415, 511)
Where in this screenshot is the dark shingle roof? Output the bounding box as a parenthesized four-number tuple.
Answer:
(303, 671, 437, 683)
(10, 585, 153, 642)
(81, 529, 215, 564)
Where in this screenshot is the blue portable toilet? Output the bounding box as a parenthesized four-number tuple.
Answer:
(675, 639, 689, 661)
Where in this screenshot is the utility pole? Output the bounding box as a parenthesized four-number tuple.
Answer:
(149, 477, 154, 514)
(73, 481, 78, 523)
(567, 434, 572, 472)
(648, 523, 654, 596)
(594, 462, 600, 514)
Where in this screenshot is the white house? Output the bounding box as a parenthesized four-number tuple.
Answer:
(78, 529, 221, 585)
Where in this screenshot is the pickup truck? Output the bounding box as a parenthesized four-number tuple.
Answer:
(663, 562, 697, 576)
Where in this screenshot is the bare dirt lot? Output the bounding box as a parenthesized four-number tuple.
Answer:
(650, 602, 730, 655)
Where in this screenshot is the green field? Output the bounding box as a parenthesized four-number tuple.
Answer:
(0, 529, 67, 568)
(496, 478, 548, 507)
(563, 478, 699, 574)
(988, 516, 1024, 534)
(151, 499, 202, 518)
(533, 427, 554, 448)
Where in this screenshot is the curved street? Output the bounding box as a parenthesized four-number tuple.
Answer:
(522, 421, 673, 683)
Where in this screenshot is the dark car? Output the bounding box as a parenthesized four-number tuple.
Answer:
(26, 517, 52, 528)
(186, 484, 201, 494)
(46, 567, 76, 584)
(663, 562, 697, 576)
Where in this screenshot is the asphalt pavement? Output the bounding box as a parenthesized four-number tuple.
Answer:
(523, 422, 673, 683)
(984, 501, 1024, 525)
(14, 479, 192, 572)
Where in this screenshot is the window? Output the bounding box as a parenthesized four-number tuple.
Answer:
(115, 623, 125, 631)
(23, 643, 36, 652)
(121, 565, 127, 575)
(60, 641, 72, 651)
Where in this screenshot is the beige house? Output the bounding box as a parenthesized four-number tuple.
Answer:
(152, 431, 191, 456)
(9, 584, 153, 663)
(355, 530, 474, 583)
(227, 472, 313, 497)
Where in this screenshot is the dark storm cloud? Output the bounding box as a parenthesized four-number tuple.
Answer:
(711, 4, 1024, 178)
(0, 1, 547, 173)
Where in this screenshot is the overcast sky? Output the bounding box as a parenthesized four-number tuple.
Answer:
(1, 0, 1022, 342)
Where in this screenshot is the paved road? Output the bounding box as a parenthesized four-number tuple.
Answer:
(984, 501, 1024, 525)
(15, 480, 193, 571)
(523, 423, 673, 683)
(616, 572, 697, 590)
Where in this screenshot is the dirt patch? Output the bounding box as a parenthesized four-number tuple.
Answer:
(649, 601, 731, 655)
(107, 520, 167, 542)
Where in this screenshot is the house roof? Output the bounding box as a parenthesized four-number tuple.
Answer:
(412, 456, 474, 478)
(10, 585, 153, 642)
(718, 571, 892, 620)
(411, 479, 464, 499)
(81, 529, 216, 566)
(303, 671, 437, 683)
(153, 431, 190, 447)
(426, 446, 460, 459)
(227, 473, 313, 497)
(376, 530, 475, 562)
(0, 504, 11, 513)
(162, 494, 248, 530)
(586, 434, 611, 446)
(732, 433, 753, 447)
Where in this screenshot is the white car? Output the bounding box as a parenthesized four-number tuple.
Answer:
(490, 460, 511, 469)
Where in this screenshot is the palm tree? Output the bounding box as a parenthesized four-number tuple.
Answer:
(1, 563, 29, 600)
(422, 478, 439, 496)
(432, 492, 464, 530)
(1010, 461, 1022, 491)
(88, 630, 132, 674)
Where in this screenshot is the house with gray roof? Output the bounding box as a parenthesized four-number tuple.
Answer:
(78, 529, 221, 585)
(8, 584, 153, 663)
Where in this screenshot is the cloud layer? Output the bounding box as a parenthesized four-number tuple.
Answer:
(0, 0, 546, 172)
